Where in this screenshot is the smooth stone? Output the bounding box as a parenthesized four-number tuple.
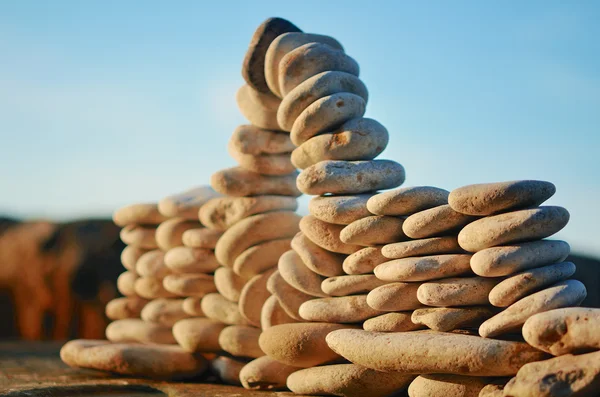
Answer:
(164, 247, 220, 274)
(382, 236, 461, 259)
(134, 276, 177, 299)
(278, 249, 327, 297)
(367, 283, 423, 311)
(120, 246, 147, 271)
(238, 268, 276, 327)
(260, 295, 299, 329)
(299, 215, 362, 254)
(172, 317, 226, 352)
(181, 228, 223, 249)
(340, 215, 408, 246)
(309, 194, 373, 225)
(374, 254, 473, 282)
(242, 17, 301, 93)
(218, 325, 263, 359)
(266, 270, 313, 320)
(229, 125, 295, 155)
(290, 92, 366, 146)
(367, 186, 449, 216)
(105, 297, 148, 320)
(182, 297, 204, 317)
(297, 160, 406, 195)
(403, 204, 477, 239)
(299, 295, 383, 323)
(210, 356, 245, 386)
(155, 217, 199, 251)
(458, 206, 570, 252)
(470, 240, 571, 277)
(288, 364, 414, 397)
(240, 356, 298, 391)
(279, 42, 359, 98)
(265, 32, 343, 98)
(322, 274, 388, 296)
(201, 292, 250, 326)
(158, 186, 220, 220)
(408, 375, 495, 397)
(489, 261, 576, 307)
(162, 273, 216, 298)
(228, 145, 295, 176)
(140, 298, 189, 327)
(60, 340, 206, 379)
(343, 246, 387, 275)
(479, 279, 587, 338)
(479, 384, 505, 397)
(120, 225, 158, 249)
(214, 267, 248, 303)
(411, 307, 496, 332)
(503, 350, 600, 397)
(117, 271, 138, 297)
(449, 180, 556, 216)
(325, 329, 549, 376)
(522, 307, 600, 355)
(136, 250, 169, 278)
(236, 84, 281, 130)
(258, 322, 351, 367)
(215, 211, 300, 267)
(233, 238, 292, 278)
(278, 71, 368, 132)
(417, 277, 498, 307)
(363, 312, 423, 332)
(210, 167, 301, 197)
(291, 232, 345, 277)
(106, 319, 176, 345)
(113, 203, 167, 227)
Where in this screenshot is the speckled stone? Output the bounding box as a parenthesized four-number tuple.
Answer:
(411, 307, 496, 332)
(236, 84, 280, 131)
(382, 236, 461, 259)
(403, 204, 477, 239)
(181, 228, 223, 249)
(408, 375, 495, 397)
(158, 186, 220, 220)
(340, 215, 408, 246)
(238, 268, 276, 327)
(239, 356, 299, 391)
(321, 274, 388, 296)
(291, 232, 345, 277)
(374, 254, 473, 282)
(299, 295, 383, 323)
(299, 215, 362, 255)
(229, 125, 295, 155)
(343, 246, 388, 274)
(233, 238, 292, 278)
(366, 282, 423, 311)
(113, 203, 167, 227)
(164, 247, 220, 274)
(417, 277, 498, 307)
(136, 250, 169, 278)
(363, 312, 422, 332)
(172, 317, 226, 352)
(106, 319, 176, 345)
(266, 270, 313, 320)
(120, 225, 158, 249)
(140, 298, 189, 327)
(214, 267, 248, 302)
(218, 325, 263, 358)
(155, 218, 199, 251)
(278, 249, 328, 297)
(105, 297, 148, 320)
(308, 194, 374, 225)
(367, 186, 449, 216)
(201, 293, 250, 326)
(162, 273, 216, 298)
(210, 167, 301, 197)
(260, 295, 299, 330)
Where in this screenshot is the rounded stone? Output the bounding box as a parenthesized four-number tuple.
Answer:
(449, 180, 556, 216)
(266, 270, 313, 320)
(182, 297, 204, 317)
(181, 228, 223, 249)
(214, 267, 248, 303)
(363, 312, 422, 332)
(155, 218, 199, 251)
(120, 246, 147, 271)
(172, 317, 226, 352)
(417, 277, 499, 307)
(479, 279, 587, 338)
(239, 356, 299, 391)
(408, 375, 495, 397)
(120, 225, 157, 249)
(228, 145, 295, 176)
(158, 186, 220, 220)
(140, 298, 189, 327)
(382, 236, 461, 259)
(210, 356, 245, 386)
(218, 325, 263, 358)
(236, 84, 280, 130)
(458, 206, 570, 252)
(321, 274, 388, 296)
(299, 295, 383, 323)
(136, 250, 169, 278)
(340, 215, 408, 246)
(343, 246, 388, 275)
(238, 268, 276, 327)
(201, 293, 250, 326)
(367, 282, 423, 311)
(374, 254, 473, 282)
(470, 240, 571, 277)
(309, 194, 373, 225)
(233, 238, 292, 278)
(210, 167, 301, 197)
(117, 271, 138, 297)
(162, 273, 216, 298)
(105, 297, 148, 320)
(229, 125, 295, 155)
(489, 261, 576, 307)
(260, 295, 299, 330)
(164, 247, 220, 274)
(291, 232, 345, 277)
(299, 215, 362, 255)
(134, 276, 177, 299)
(113, 203, 167, 227)
(411, 307, 496, 332)
(278, 250, 327, 297)
(367, 186, 449, 216)
(403, 204, 477, 239)
(106, 318, 176, 345)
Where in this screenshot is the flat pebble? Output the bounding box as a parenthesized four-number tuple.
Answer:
(172, 317, 226, 352)
(343, 246, 387, 274)
(181, 228, 223, 249)
(120, 246, 147, 271)
(291, 232, 344, 277)
(218, 325, 263, 358)
(237, 269, 275, 327)
(140, 298, 189, 327)
(233, 238, 292, 278)
(367, 186, 449, 216)
(228, 144, 295, 175)
(236, 84, 280, 130)
(120, 225, 158, 249)
(113, 203, 167, 227)
(260, 295, 299, 329)
(158, 186, 220, 220)
(210, 356, 245, 386)
(201, 293, 250, 326)
(417, 277, 498, 307)
(266, 270, 313, 320)
(214, 267, 248, 302)
(105, 297, 148, 320)
(210, 167, 300, 197)
(106, 318, 176, 345)
(363, 312, 422, 332)
(321, 274, 388, 296)
(136, 250, 169, 278)
(229, 125, 295, 155)
(411, 307, 496, 332)
(403, 204, 477, 239)
(164, 247, 220, 274)
(367, 282, 423, 311)
(408, 375, 495, 397)
(278, 250, 327, 297)
(308, 194, 373, 225)
(299, 295, 383, 323)
(117, 271, 138, 297)
(135, 276, 177, 299)
(155, 218, 199, 251)
(374, 254, 473, 282)
(299, 215, 362, 254)
(341, 215, 408, 246)
(382, 236, 461, 259)
(162, 273, 216, 297)
(239, 356, 299, 391)
(182, 297, 204, 317)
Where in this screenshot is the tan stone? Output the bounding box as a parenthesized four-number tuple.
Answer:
(210, 356, 245, 386)
(260, 295, 299, 330)
(291, 232, 344, 277)
(299, 295, 383, 323)
(172, 317, 226, 352)
(367, 282, 423, 311)
(479, 384, 505, 397)
(363, 312, 422, 332)
(239, 356, 299, 391)
(162, 273, 216, 298)
(228, 144, 295, 176)
(309, 194, 373, 225)
(164, 247, 220, 274)
(136, 250, 169, 278)
(106, 318, 176, 345)
(340, 215, 408, 246)
(403, 204, 477, 239)
(374, 254, 473, 282)
(238, 268, 276, 327)
(299, 215, 361, 254)
(218, 325, 263, 358)
(140, 298, 189, 327)
(322, 274, 388, 296)
(182, 297, 204, 317)
(201, 292, 250, 326)
(113, 203, 167, 227)
(417, 277, 498, 307)
(236, 84, 280, 130)
(210, 167, 300, 197)
(120, 225, 158, 249)
(278, 249, 327, 297)
(120, 245, 147, 271)
(135, 276, 177, 299)
(382, 236, 461, 259)
(155, 217, 199, 251)
(266, 270, 313, 320)
(181, 228, 223, 249)
(343, 246, 387, 274)
(158, 186, 220, 220)
(229, 124, 294, 155)
(233, 238, 292, 278)
(411, 307, 496, 332)
(214, 267, 248, 303)
(105, 297, 148, 320)
(367, 186, 449, 216)
(408, 375, 494, 397)
(117, 271, 138, 297)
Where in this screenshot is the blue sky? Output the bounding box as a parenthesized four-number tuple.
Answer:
(1, 1, 599, 256)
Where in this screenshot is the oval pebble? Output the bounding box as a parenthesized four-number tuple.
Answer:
(239, 356, 299, 391)
(233, 238, 292, 278)
(321, 274, 388, 296)
(308, 194, 373, 225)
(105, 297, 148, 320)
(417, 277, 499, 307)
(182, 297, 204, 317)
(162, 273, 216, 297)
(181, 228, 223, 249)
(210, 167, 300, 197)
(411, 307, 496, 332)
(299, 215, 362, 254)
(228, 144, 295, 176)
(367, 283, 423, 311)
(278, 250, 327, 297)
(374, 254, 473, 282)
(210, 356, 245, 386)
(201, 293, 250, 326)
(218, 325, 263, 358)
(113, 203, 167, 227)
(120, 225, 157, 249)
(343, 246, 387, 274)
(236, 84, 280, 130)
(238, 268, 276, 327)
(403, 204, 477, 239)
(136, 250, 169, 278)
(363, 312, 422, 332)
(140, 298, 189, 327)
(382, 236, 461, 259)
(260, 295, 299, 330)
(367, 186, 449, 216)
(106, 318, 175, 345)
(408, 375, 495, 397)
(266, 270, 313, 320)
(117, 271, 138, 297)
(164, 247, 220, 274)
(299, 295, 383, 323)
(340, 215, 408, 246)
(229, 124, 295, 155)
(155, 218, 199, 251)
(291, 232, 345, 277)
(120, 246, 148, 271)
(214, 267, 248, 302)
(158, 186, 220, 220)
(172, 317, 226, 352)
(134, 276, 177, 299)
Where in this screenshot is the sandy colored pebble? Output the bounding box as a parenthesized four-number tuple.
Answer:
(172, 317, 226, 352)
(181, 228, 223, 249)
(278, 249, 327, 297)
(299, 295, 383, 323)
(236, 84, 280, 130)
(229, 125, 295, 155)
(106, 318, 176, 345)
(341, 215, 408, 246)
(408, 375, 494, 397)
(239, 268, 276, 327)
(210, 356, 245, 386)
(182, 297, 204, 317)
(117, 271, 139, 297)
(448, 180, 556, 216)
(288, 364, 414, 397)
(162, 273, 216, 298)
(164, 247, 220, 274)
(60, 339, 206, 380)
(470, 240, 570, 277)
(228, 144, 296, 175)
(201, 293, 250, 326)
(417, 277, 498, 307)
(292, 117, 388, 169)
(240, 356, 299, 391)
(326, 329, 549, 376)
(479, 384, 505, 397)
(105, 297, 148, 320)
(383, 236, 461, 259)
(322, 274, 388, 296)
(299, 215, 361, 255)
(363, 312, 422, 332)
(522, 307, 600, 355)
(403, 204, 477, 239)
(121, 246, 148, 271)
(309, 194, 373, 225)
(113, 203, 167, 227)
(218, 325, 264, 358)
(260, 295, 299, 329)
(375, 254, 473, 282)
(210, 167, 301, 197)
(215, 211, 301, 267)
(234, 238, 292, 278)
(135, 276, 177, 299)
(503, 350, 600, 397)
(297, 160, 406, 196)
(136, 250, 169, 278)
(458, 206, 570, 252)
(214, 267, 248, 303)
(259, 322, 352, 368)
(367, 282, 423, 311)
(291, 232, 344, 277)
(158, 186, 220, 220)
(367, 186, 449, 216)
(155, 218, 199, 251)
(266, 270, 313, 320)
(120, 225, 158, 249)
(411, 307, 496, 332)
(140, 298, 189, 327)
(343, 246, 387, 275)
(479, 279, 587, 338)
(489, 261, 576, 307)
